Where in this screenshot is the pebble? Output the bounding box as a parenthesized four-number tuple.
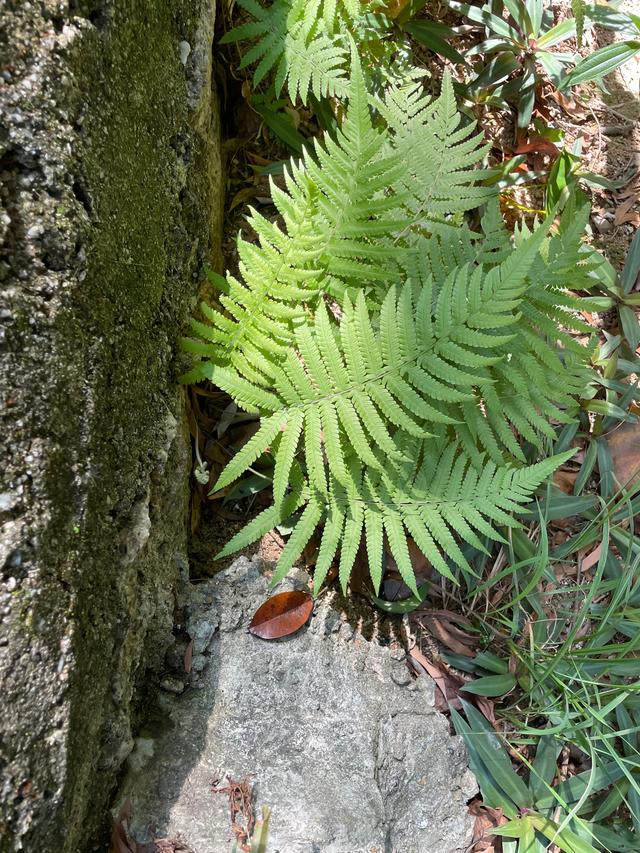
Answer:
(178, 41, 190, 66)
(159, 676, 185, 695)
(192, 653, 207, 673)
(0, 492, 17, 512)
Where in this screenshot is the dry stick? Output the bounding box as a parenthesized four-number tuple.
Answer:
(594, 100, 639, 123)
(601, 124, 634, 137)
(593, 100, 636, 136)
(588, 105, 604, 162)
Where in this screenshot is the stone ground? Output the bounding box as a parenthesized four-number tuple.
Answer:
(117, 557, 477, 853)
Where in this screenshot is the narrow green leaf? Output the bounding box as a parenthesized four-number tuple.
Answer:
(537, 17, 576, 48)
(253, 102, 306, 153)
(460, 700, 533, 807)
(446, 0, 522, 41)
(561, 41, 640, 89)
(528, 813, 601, 853)
(621, 229, 640, 293)
(462, 672, 516, 696)
(450, 708, 519, 817)
(472, 651, 510, 674)
(472, 52, 520, 90)
(529, 734, 561, 802)
(535, 760, 629, 809)
(526, 0, 543, 35)
(405, 22, 468, 64)
(584, 399, 636, 421)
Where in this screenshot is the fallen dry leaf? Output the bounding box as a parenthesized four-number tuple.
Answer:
(248, 590, 314, 639)
(581, 543, 602, 574)
(229, 186, 259, 212)
(184, 640, 193, 674)
(469, 799, 509, 853)
(110, 800, 136, 853)
(553, 467, 578, 494)
(514, 137, 559, 159)
(408, 646, 495, 723)
(614, 195, 640, 226)
(417, 610, 477, 657)
(211, 774, 255, 852)
(384, 536, 434, 592)
(110, 823, 136, 853)
(606, 421, 640, 492)
(549, 90, 588, 122)
(409, 646, 464, 711)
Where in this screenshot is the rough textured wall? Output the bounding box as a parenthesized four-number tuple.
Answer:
(0, 1, 221, 850)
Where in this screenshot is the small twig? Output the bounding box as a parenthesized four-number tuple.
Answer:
(211, 774, 255, 852)
(601, 124, 634, 137)
(588, 105, 603, 161)
(594, 100, 638, 124)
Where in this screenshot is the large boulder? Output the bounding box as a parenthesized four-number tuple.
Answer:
(0, 1, 222, 850)
(119, 558, 477, 852)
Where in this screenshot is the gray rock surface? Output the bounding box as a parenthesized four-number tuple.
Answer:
(119, 558, 477, 853)
(0, 2, 221, 850)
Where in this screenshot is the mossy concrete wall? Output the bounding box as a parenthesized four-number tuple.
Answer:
(0, 1, 221, 850)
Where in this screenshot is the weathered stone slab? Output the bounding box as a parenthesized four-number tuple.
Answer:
(0, 2, 221, 849)
(120, 558, 477, 852)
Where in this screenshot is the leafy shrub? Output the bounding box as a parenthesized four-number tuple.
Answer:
(445, 0, 640, 129)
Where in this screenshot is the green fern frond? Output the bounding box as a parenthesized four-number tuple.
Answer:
(209, 215, 592, 495)
(182, 68, 503, 378)
(221, 439, 576, 594)
(278, 29, 348, 102)
(184, 60, 602, 597)
(181, 59, 415, 371)
(378, 73, 493, 229)
(571, 0, 586, 47)
(221, 0, 367, 103)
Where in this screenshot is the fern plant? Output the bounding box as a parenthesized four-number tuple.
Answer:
(182, 55, 601, 597)
(181, 61, 494, 379)
(221, 0, 358, 103)
(221, 0, 418, 107)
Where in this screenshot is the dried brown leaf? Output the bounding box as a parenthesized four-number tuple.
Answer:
(409, 647, 463, 711)
(607, 421, 640, 492)
(211, 774, 255, 851)
(469, 799, 508, 852)
(248, 590, 313, 639)
(229, 187, 259, 212)
(419, 609, 477, 657)
(514, 137, 559, 159)
(614, 195, 639, 225)
(553, 467, 578, 494)
(184, 639, 193, 674)
(581, 543, 602, 574)
(110, 822, 136, 853)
